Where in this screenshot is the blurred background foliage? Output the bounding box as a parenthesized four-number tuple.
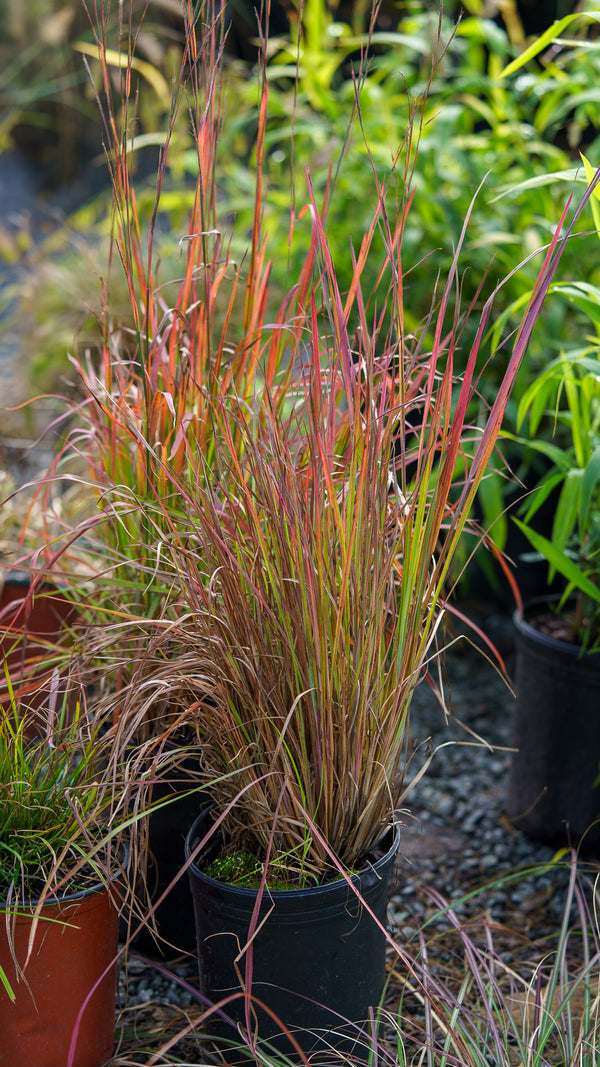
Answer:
(0, 0, 595, 377)
(1, 0, 599, 592)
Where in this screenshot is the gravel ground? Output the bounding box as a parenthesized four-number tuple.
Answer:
(394, 605, 565, 925)
(117, 602, 599, 1046)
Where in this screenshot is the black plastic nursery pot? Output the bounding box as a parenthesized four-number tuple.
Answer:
(0, 878, 121, 1067)
(506, 600, 600, 849)
(186, 807, 400, 1060)
(127, 759, 207, 959)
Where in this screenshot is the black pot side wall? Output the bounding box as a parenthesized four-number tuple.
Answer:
(123, 760, 209, 959)
(186, 808, 400, 1059)
(507, 604, 600, 850)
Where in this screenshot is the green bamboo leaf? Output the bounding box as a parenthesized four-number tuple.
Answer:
(502, 431, 572, 473)
(581, 446, 600, 531)
(562, 363, 587, 468)
(553, 469, 583, 550)
(554, 280, 600, 301)
(499, 14, 600, 78)
(517, 375, 553, 436)
(491, 169, 582, 201)
(552, 283, 600, 330)
(514, 371, 550, 428)
(520, 471, 565, 523)
(73, 41, 170, 101)
(581, 151, 600, 238)
(478, 470, 507, 550)
(564, 352, 600, 375)
(514, 518, 600, 602)
(548, 92, 600, 130)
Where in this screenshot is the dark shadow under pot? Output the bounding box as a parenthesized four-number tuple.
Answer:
(124, 758, 208, 959)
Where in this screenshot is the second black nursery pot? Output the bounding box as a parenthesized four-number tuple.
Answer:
(128, 771, 204, 958)
(186, 807, 399, 1059)
(507, 600, 600, 849)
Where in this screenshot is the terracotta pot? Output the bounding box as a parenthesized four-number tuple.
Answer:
(0, 879, 120, 1067)
(0, 572, 78, 730)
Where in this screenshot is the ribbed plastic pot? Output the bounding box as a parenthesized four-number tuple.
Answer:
(0, 878, 120, 1067)
(507, 600, 600, 848)
(186, 807, 400, 1057)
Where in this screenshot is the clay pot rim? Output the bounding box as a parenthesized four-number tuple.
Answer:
(0, 843, 129, 913)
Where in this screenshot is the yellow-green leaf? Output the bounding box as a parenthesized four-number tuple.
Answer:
(580, 152, 600, 238)
(74, 41, 170, 103)
(500, 14, 600, 79)
(514, 519, 600, 602)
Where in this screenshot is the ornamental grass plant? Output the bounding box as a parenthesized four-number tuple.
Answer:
(32, 0, 312, 617)
(0, 683, 126, 1005)
(101, 18, 600, 892)
(162, 183, 597, 884)
(396, 857, 600, 1067)
(20, 0, 308, 744)
(0, 692, 119, 905)
(27, 0, 600, 878)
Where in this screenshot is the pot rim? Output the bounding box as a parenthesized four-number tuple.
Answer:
(0, 569, 72, 595)
(185, 809, 400, 899)
(513, 595, 600, 660)
(0, 841, 129, 913)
